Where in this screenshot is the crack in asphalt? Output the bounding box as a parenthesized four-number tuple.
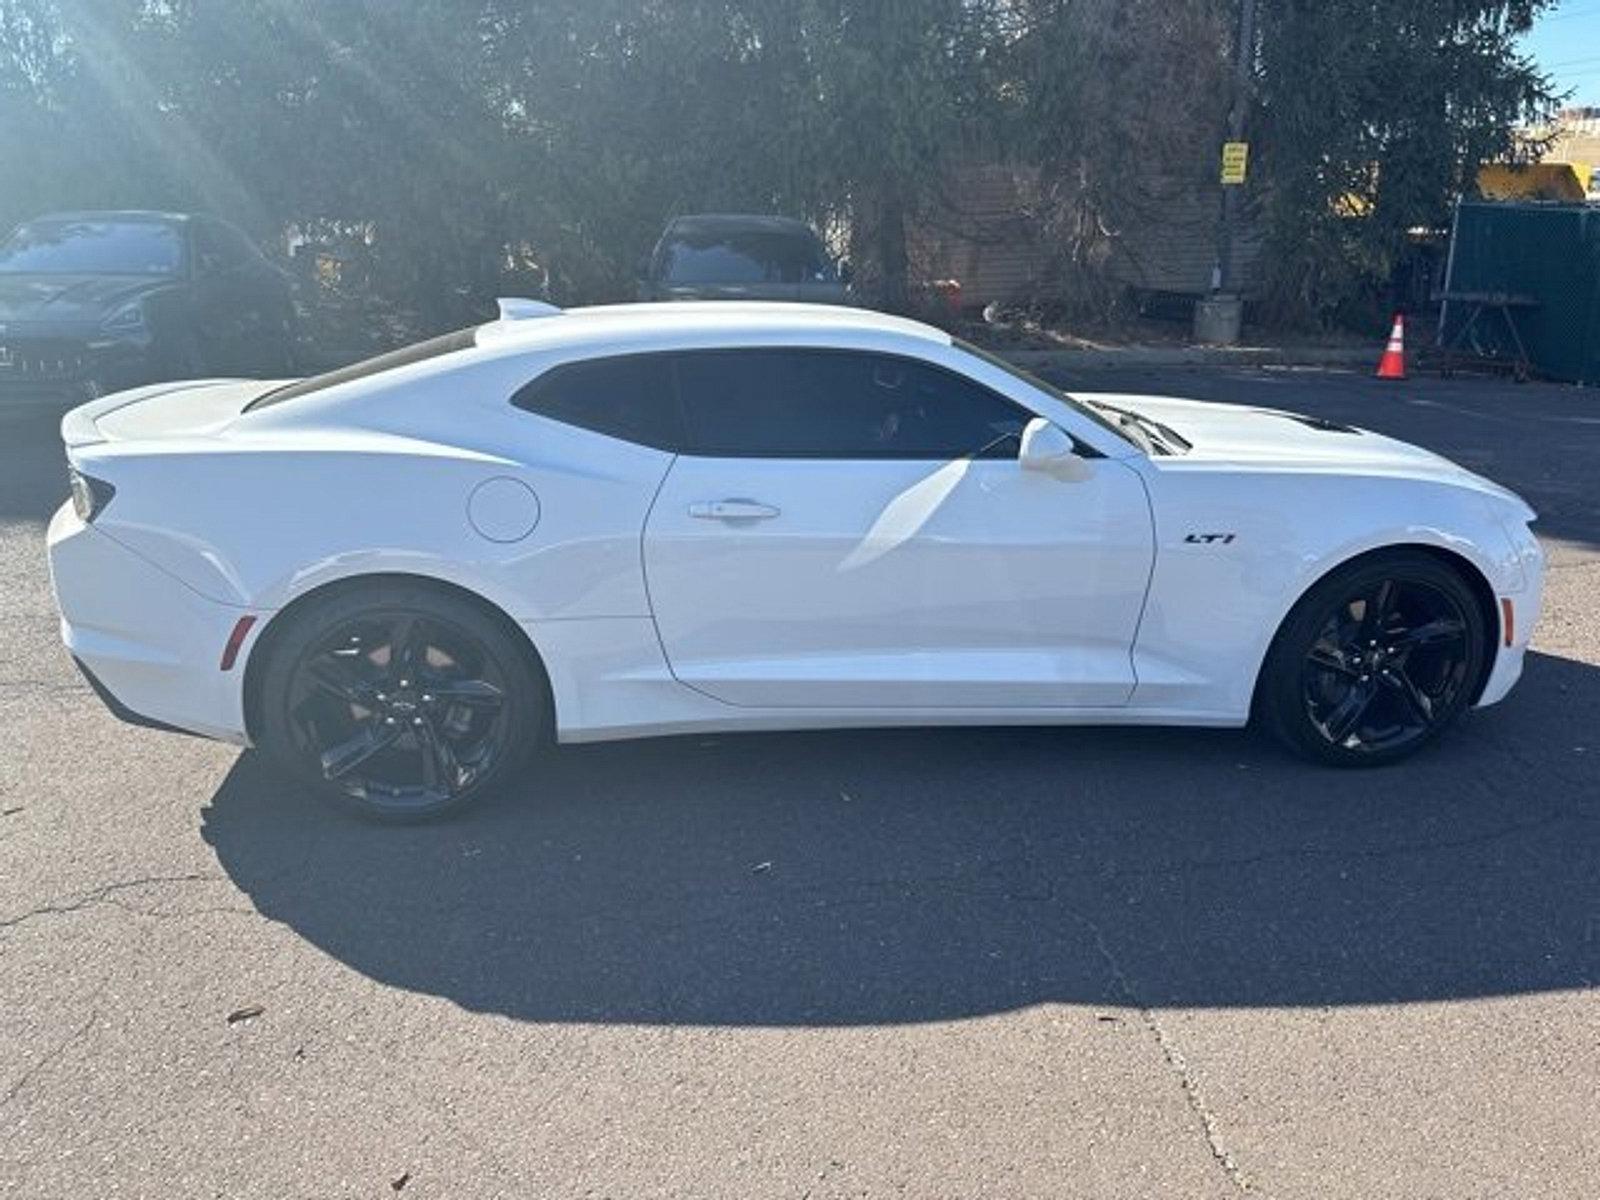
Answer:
(0, 872, 222, 934)
(1, 1009, 98, 1114)
(1063, 903, 1254, 1194)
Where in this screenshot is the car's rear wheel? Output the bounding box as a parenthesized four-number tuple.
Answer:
(257, 583, 545, 821)
(1258, 552, 1488, 766)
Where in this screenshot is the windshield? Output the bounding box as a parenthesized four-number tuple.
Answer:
(953, 339, 1141, 450)
(0, 219, 186, 276)
(661, 228, 834, 286)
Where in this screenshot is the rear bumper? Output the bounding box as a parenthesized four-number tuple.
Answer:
(71, 656, 203, 738)
(47, 502, 256, 744)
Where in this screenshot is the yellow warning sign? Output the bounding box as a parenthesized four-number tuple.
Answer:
(1221, 142, 1250, 185)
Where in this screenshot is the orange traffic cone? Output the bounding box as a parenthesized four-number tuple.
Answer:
(1376, 313, 1407, 380)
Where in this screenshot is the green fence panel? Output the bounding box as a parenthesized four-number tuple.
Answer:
(1442, 201, 1600, 384)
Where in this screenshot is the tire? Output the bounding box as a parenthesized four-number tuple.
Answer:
(1256, 551, 1487, 767)
(256, 580, 547, 821)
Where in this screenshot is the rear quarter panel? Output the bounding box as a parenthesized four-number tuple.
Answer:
(72, 355, 676, 622)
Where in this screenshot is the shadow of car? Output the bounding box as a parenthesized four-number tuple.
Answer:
(0, 210, 296, 401)
(199, 649, 1599, 1027)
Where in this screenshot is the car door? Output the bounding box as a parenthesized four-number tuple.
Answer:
(642, 347, 1155, 709)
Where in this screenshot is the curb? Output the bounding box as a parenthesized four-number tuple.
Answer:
(999, 345, 1375, 371)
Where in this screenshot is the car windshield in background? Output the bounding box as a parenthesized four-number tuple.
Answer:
(0, 219, 185, 275)
(662, 231, 833, 285)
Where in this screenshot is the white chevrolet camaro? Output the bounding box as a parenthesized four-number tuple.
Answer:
(48, 301, 1546, 819)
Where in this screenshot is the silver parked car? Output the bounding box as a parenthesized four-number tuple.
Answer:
(638, 214, 850, 305)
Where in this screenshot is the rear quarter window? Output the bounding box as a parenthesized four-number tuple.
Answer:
(511, 354, 683, 451)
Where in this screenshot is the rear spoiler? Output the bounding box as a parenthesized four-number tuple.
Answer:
(60, 380, 234, 449)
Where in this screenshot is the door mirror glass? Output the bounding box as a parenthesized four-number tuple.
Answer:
(1019, 418, 1091, 480)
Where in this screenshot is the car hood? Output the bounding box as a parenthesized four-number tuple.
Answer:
(0, 273, 176, 328)
(1089, 393, 1535, 518)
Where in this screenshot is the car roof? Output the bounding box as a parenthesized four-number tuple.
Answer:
(474, 301, 950, 358)
(663, 214, 819, 237)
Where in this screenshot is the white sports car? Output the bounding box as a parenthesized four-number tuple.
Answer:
(48, 301, 1545, 819)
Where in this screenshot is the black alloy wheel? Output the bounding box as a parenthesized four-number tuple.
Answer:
(259, 583, 544, 820)
(1261, 553, 1487, 766)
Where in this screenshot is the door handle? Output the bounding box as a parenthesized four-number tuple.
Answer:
(688, 499, 781, 521)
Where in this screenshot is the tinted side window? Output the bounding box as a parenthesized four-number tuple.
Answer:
(676, 349, 1029, 460)
(513, 354, 682, 451)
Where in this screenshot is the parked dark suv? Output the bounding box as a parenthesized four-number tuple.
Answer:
(0, 210, 296, 399)
(639, 214, 850, 305)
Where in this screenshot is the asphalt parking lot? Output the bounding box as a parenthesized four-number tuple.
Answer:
(2, 366, 1597, 1198)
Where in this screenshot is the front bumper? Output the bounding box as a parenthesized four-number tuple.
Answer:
(47, 501, 257, 744)
(0, 334, 157, 399)
(1475, 526, 1546, 709)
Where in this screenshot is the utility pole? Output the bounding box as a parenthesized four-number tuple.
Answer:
(1197, 0, 1256, 344)
(1216, 0, 1256, 296)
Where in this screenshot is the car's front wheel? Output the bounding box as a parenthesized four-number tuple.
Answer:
(1258, 552, 1488, 766)
(256, 582, 546, 820)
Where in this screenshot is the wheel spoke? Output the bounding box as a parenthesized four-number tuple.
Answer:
(1358, 580, 1397, 640)
(320, 723, 401, 779)
(415, 722, 464, 794)
(1390, 617, 1467, 652)
(1307, 644, 1360, 678)
(306, 658, 376, 706)
(426, 677, 505, 710)
(387, 615, 425, 677)
(1380, 666, 1435, 726)
(1321, 679, 1378, 744)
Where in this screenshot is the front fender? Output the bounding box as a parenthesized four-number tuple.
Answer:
(1130, 468, 1530, 718)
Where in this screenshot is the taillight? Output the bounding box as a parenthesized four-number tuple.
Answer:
(68, 468, 115, 523)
